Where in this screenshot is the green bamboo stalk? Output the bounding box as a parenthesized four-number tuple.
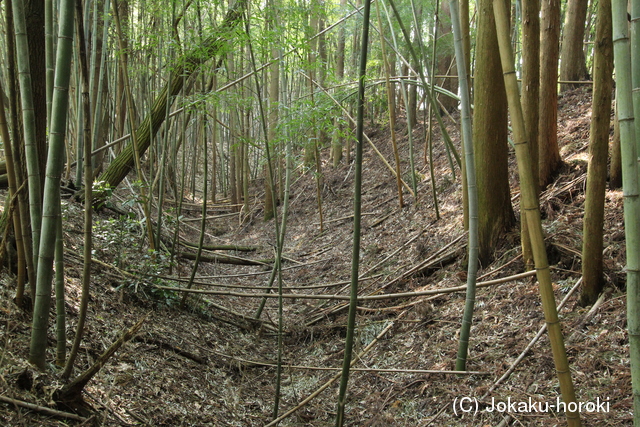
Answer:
(612, 0, 640, 422)
(244, 15, 290, 417)
(177, 0, 212, 307)
(0, 75, 26, 307)
(54, 204, 65, 367)
(12, 0, 43, 273)
(29, 0, 75, 370)
(159, 0, 179, 257)
(631, 0, 640, 155)
(74, 52, 84, 187)
(450, 0, 479, 373)
(335, 0, 371, 425)
(45, 0, 54, 124)
(62, 0, 94, 378)
(4, 7, 36, 301)
(426, 0, 443, 217)
(112, 0, 156, 253)
(273, 60, 293, 421)
(179, 113, 208, 310)
(88, 0, 98, 125)
(400, 80, 419, 201)
(493, 0, 581, 424)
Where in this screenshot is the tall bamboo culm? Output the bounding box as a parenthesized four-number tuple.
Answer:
(0, 78, 26, 306)
(335, 0, 372, 425)
(29, 0, 75, 370)
(493, 0, 582, 425)
(631, 0, 640, 156)
(62, 0, 94, 378)
(450, 0, 479, 373)
(11, 0, 42, 271)
(612, 0, 640, 423)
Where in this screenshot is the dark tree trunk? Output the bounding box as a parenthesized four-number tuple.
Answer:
(580, 0, 613, 305)
(473, 0, 515, 265)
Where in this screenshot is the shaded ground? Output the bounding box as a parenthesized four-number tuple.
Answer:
(0, 86, 632, 426)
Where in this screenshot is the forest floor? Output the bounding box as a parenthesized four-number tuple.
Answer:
(0, 86, 633, 426)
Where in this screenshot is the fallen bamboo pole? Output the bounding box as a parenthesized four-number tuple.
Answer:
(0, 395, 88, 422)
(145, 270, 537, 301)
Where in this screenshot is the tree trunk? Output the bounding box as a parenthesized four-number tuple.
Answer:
(559, 0, 590, 91)
(473, 0, 515, 265)
(580, 0, 613, 306)
(538, 0, 563, 188)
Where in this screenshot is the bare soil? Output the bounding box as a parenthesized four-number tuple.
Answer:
(0, 85, 632, 426)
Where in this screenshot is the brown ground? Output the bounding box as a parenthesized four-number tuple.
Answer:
(0, 85, 632, 426)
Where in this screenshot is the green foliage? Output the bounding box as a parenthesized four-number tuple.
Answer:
(91, 180, 114, 209)
(93, 215, 142, 268)
(278, 90, 343, 152)
(94, 212, 180, 306)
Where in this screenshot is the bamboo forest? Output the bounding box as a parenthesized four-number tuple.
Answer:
(0, 0, 638, 425)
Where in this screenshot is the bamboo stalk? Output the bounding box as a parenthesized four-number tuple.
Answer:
(0, 395, 87, 422)
(335, 2, 371, 422)
(11, 0, 43, 274)
(612, 0, 640, 422)
(0, 78, 26, 306)
(493, 1, 581, 424)
(62, 0, 94, 378)
(450, 0, 480, 372)
(29, 0, 75, 370)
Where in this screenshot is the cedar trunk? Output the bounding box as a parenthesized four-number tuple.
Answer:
(473, 0, 515, 265)
(559, 0, 590, 91)
(580, 0, 613, 306)
(538, 0, 563, 188)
